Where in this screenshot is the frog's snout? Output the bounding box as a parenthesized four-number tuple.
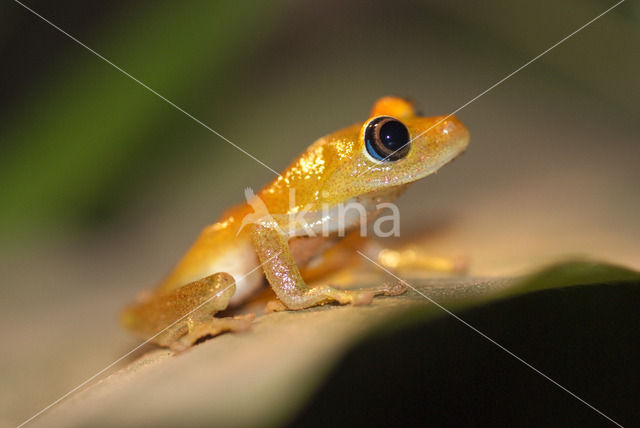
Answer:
(407, 114, 470, 178)
(440, 115, 470, 154)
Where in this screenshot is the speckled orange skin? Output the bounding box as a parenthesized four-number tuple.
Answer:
(121, 273, 253, 350)
(122, 97, 470, 346)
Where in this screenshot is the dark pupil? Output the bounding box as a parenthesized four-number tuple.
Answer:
(364, 116, 410, 161)
(379, 120, 409, 152)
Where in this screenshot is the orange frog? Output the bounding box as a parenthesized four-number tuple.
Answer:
(121, 97, 469, 350)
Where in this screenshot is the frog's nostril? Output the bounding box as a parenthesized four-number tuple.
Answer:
(442, 116, 470, 147)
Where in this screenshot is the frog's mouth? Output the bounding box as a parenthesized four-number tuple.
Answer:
(398, 117, 470, 185)
(355, 184, 409, 205)
(405, 139, 469, 184)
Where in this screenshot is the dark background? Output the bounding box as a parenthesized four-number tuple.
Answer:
(291, 282, 640, 427)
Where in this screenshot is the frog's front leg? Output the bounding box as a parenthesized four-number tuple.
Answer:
(121, 273, 253, 351)
(252, 220, 406, 310)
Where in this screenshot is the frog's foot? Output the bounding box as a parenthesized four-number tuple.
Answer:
(275, 281, 408, 311)
(171, 313, 255, 353)
(347, 280, 408, 305)
(265, 288, 372, 312)
(372, 280, 409, 297)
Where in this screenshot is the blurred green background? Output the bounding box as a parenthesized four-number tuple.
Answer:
(1, 0, 638, 245)
(1, 0, 639, 425)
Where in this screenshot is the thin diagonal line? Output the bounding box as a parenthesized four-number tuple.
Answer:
(357, 250, 623, 427)
(16, 252, 281, 428)
(13, 0, 281, 177)
(358, 0, 625, 173)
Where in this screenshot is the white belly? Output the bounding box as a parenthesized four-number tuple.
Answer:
(205, 240, 264, 306)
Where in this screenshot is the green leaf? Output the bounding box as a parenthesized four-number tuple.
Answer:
(32, 259, 639, 426)
(0, 2, 282, 240)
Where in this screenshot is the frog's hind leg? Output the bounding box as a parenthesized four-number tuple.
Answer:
(121, 273, 253, 351)
(170, 313, 254, 352)
(298, 232, 366, 283)
(375, 245, 468, 275)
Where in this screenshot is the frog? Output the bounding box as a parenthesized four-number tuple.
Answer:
(121, 96, 470, 351)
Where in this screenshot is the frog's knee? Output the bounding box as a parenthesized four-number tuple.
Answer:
(200, 272, 236, 297)
(186, 272, 237, 315)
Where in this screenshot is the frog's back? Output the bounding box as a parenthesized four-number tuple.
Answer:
(157, 122, 367, 295)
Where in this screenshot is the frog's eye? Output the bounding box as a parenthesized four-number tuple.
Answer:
(364, 116, 410, 162)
